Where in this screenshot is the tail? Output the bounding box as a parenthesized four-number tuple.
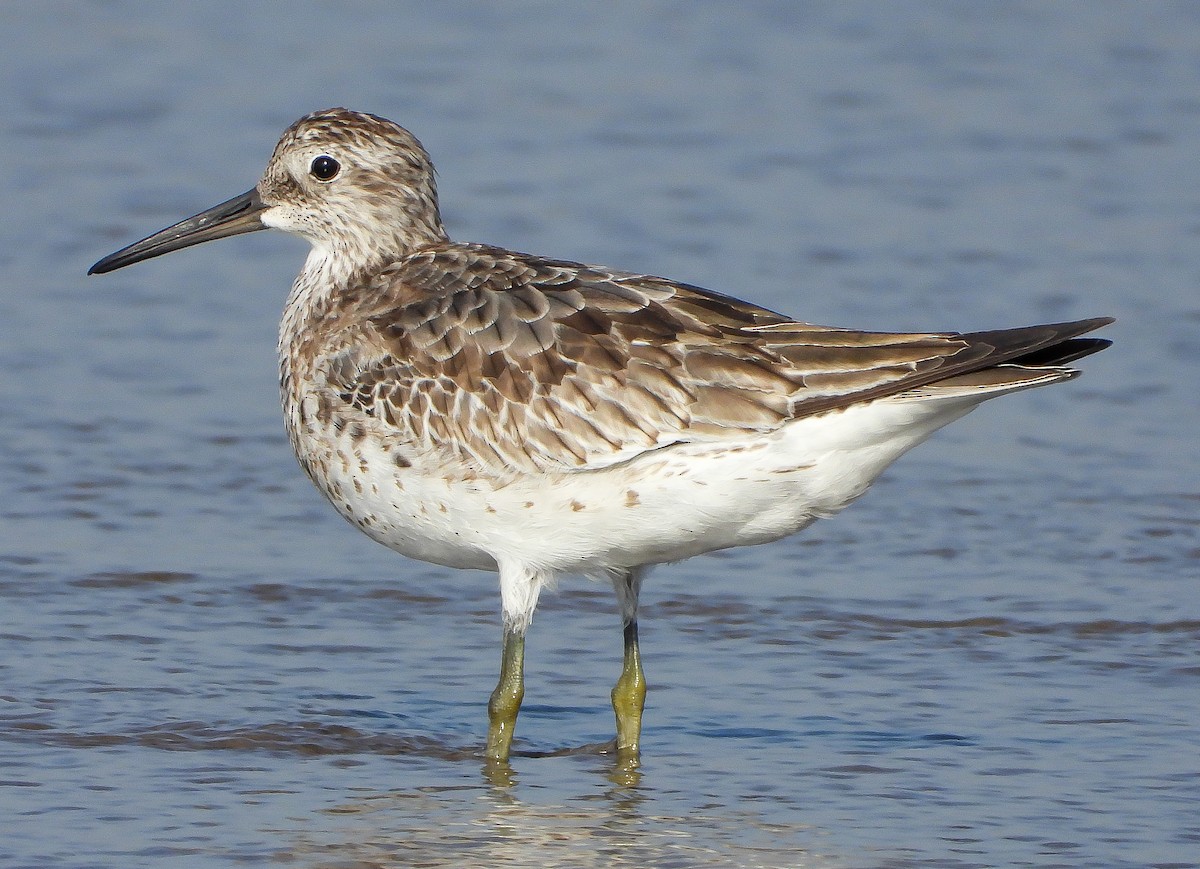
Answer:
(898, 317, 1113, 401)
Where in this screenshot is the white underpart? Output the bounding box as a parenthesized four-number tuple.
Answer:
(496, 558, 554, 634)
(306, 382, 1004, 632)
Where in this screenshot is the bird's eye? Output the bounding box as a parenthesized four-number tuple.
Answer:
(310, 155, 340, 181)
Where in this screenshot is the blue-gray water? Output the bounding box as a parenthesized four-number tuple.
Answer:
(2, 3, 1197, 867)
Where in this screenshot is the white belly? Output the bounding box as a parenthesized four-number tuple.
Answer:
(292, 390, 981, 576)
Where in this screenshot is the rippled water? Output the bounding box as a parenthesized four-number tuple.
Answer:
(3, 3, 1198, 867)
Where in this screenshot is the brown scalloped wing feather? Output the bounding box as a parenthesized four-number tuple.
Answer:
(316, 243, 1110, 473)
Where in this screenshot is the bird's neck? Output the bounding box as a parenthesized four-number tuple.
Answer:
(277, 245, 352, 408)
(281, 245, 343, 335)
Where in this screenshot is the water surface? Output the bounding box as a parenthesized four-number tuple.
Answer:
(2, 3, 1197, 867)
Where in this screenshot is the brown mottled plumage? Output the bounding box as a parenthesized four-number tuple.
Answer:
(90, 108, 1112, 765)
(303, 240, 1108, 476)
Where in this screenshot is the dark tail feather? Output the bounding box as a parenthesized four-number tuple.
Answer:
(958, 317, 1114, 368)
(1009, 336, 1112, 367)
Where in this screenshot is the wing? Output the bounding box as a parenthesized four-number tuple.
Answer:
(318, 242, 1111, 474)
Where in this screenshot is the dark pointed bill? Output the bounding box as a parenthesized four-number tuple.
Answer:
(88, 188, 268, 275)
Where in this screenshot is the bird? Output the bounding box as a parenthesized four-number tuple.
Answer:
(89, 108, 1112, 765)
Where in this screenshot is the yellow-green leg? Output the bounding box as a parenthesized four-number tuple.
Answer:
(611, 619, 646, 757)
(486, 627, 525, 762)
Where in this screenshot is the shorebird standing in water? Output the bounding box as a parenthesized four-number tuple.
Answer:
(90, 108, 1111, 765)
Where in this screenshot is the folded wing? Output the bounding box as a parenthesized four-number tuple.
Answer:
(319, 243, 1111, 473)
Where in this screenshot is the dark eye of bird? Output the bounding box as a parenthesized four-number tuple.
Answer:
(310, 155, 340, 181)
